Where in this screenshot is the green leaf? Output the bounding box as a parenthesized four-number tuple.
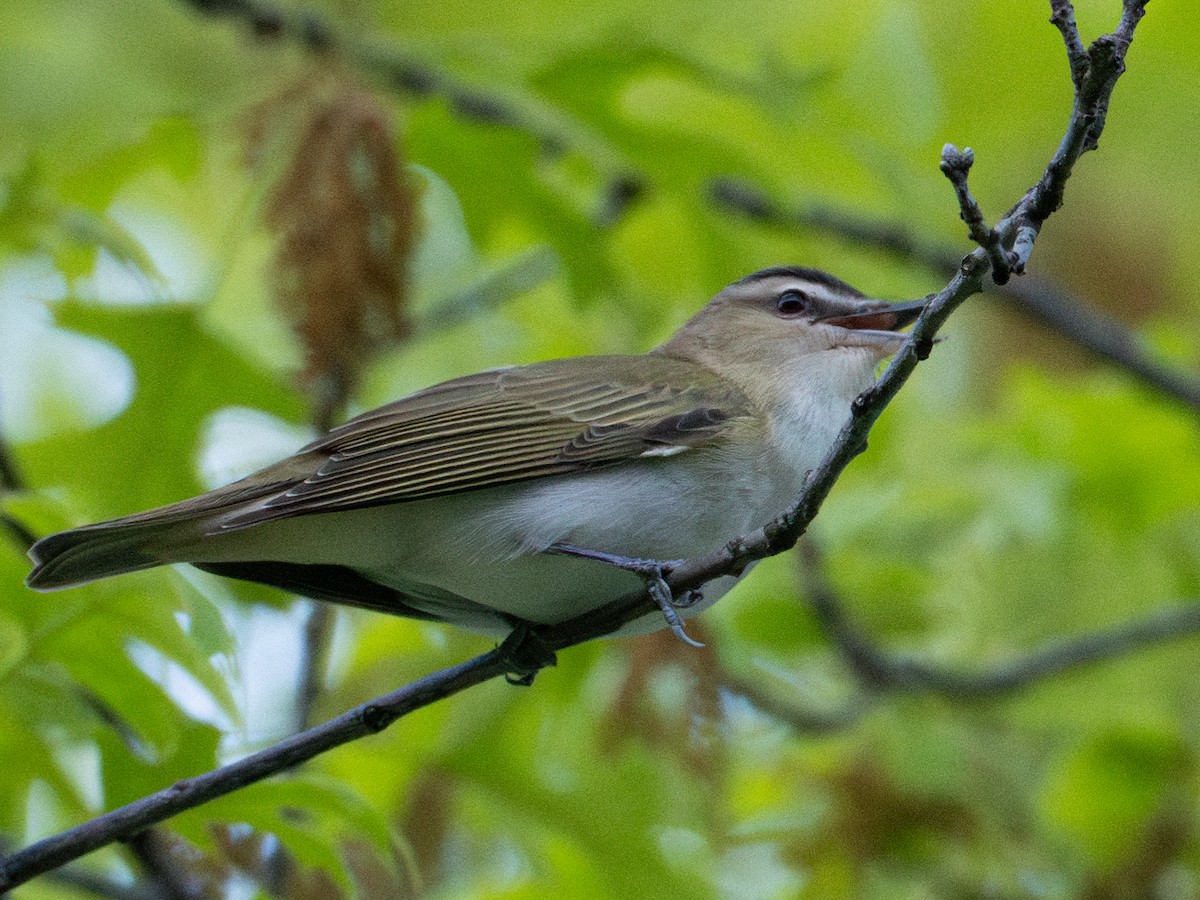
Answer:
(58, 117, 202, 213)
(19, 299, 304, 519)
(407, 103, 614, 301)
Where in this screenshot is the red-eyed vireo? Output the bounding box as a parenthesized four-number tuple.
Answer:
(26, 267, 924, 638)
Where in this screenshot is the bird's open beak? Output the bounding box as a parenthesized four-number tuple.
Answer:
(817, 298, 927, 332)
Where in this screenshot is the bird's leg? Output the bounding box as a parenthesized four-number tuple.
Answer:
(546, 543, 704, 648)
(498, 620, 558, 686)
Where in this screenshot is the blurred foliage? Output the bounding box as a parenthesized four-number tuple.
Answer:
(1, 0, 1199, 897)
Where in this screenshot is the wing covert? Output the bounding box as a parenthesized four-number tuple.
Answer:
(219, 355, 752, 528)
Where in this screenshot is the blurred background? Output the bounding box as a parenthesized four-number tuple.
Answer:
(1, 0, 1199, 897)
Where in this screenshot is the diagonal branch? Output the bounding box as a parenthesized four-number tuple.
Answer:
(0, 1, 1152, 891)
(797, 537, 1200, 700)
(0, 647, 511, 892)
(705, 182, 1200, 414)
(179, 0, 640, 219)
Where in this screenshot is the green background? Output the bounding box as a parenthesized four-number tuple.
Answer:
(1, 0, 1198, 897)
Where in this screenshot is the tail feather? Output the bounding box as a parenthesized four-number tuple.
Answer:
(26, 472, 299, 590)
(26, 521, 175, 590)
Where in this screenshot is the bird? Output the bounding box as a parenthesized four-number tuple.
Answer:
(26, 266, 924, 645)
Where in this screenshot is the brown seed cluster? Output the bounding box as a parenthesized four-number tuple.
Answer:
(246, 68, 418, 427)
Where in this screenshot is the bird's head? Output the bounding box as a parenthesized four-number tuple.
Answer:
(658, 266, 926, 402)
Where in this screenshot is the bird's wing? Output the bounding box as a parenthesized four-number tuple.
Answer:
(212, 354, 753, 529)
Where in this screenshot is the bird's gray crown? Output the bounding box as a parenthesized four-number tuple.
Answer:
(735, 266, 866, 299)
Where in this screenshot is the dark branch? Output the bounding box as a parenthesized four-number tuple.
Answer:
(293, 603, 333, 732)
(797, 537, 1200, 700)
(0, 508, 36, 553)
(125, 830, 200, 900)
(41, 867, 162, 900)
(894, 601, 1200, 698)
(706, 182, 1200, 414)
(0, 647, 510, 892)
(939, 144, 1016, 284)
(179, 0, 638, 227)
(0, 401, 37, 551)
(0, 433, 22, 494)
(293, 373, 345, 735)
(720, 672, 873, 734)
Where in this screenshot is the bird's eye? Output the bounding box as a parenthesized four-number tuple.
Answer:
(775, 290, 808, 317)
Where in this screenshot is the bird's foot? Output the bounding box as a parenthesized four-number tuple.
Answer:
(546, 543, 704, 648)
(498, 621, 558, 686)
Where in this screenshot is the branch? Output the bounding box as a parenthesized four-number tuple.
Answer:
(179, 0, 641, 224)
(125, 830, 200, 900)
(37, 868, 161, 900)
(899, 602, 1200, 697)
(706, 182, 1200, 414)
(292, 358, 343, 735)
(719, 672, 873, 734)
(0, 647, 511, 891)
(939, 144, 1017, 283)
(1051, 0, 1090, 89)
(292, 603, 333, 731)
(0, 1, 1152, 890)
(796, 538, 1200, 700)
(0, 432, 22, 494)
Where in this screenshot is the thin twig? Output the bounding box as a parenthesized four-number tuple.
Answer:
(0, 434, 22, 494)
(0, 399, 37, 550)
(125, 831, 200, 900)
(706, 180, 1200, 413)
(40, 867, 163, 900)
(797, 538, 1200, 700)
(0, 508, 36, 553)
(179, 0, 639, 223)
(291, 381, 344, 735)
(293, 603, 333, 731)
(721, 672, 873, 734)
(939, 144, 1016, 284)
(1050, 0, 1090, 89)
(938, 145, 987, 246)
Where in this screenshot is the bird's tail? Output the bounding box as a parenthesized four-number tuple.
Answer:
(26, 519, 183, 590)
(24, 460, 304, 591)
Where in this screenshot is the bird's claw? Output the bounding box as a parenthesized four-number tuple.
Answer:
(547, 543, 704, 648)
(498, 621, 557, 686)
